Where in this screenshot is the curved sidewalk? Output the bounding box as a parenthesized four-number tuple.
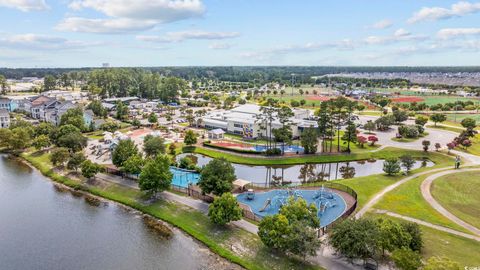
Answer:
(420, 168, 480, 236)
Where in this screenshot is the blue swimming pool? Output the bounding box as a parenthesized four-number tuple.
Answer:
(252, 144, 304, 153)
(237, 188, 346, 227)
(170, 167, 200, 188)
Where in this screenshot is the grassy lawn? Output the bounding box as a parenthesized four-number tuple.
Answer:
(357, 111, 383, 116)
(426, 124, 463, 134)
(373, 172, 471, 233)
(391, 133, 429, 143)
(21, 150, 323, 270)
(393, 96, 475, 106)
(189, 146, 452, 166)
(446, 112, 480, 123)
(431, 171, 480, 229)
(366, 213, 480, 267)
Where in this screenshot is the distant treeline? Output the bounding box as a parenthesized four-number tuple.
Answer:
(2, 66, 480, 82)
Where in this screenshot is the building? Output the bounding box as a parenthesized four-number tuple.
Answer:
(0, 97, 18, 112)
(201, 104, 317, 139)
(0, 109, 10, 128)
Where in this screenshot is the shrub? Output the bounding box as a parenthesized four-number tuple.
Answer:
(265, 148, 282, 156)
(208, 192, 243, 225)
(383, 158, 401, 176)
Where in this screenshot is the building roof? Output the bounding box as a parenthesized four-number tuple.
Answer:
(208, 128, 225, 135)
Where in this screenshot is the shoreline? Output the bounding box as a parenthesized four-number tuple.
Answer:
(12, 153, 251, 270)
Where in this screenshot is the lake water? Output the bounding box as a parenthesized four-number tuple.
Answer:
(177, 153, 434, 187)
(0, 155, 234, 270)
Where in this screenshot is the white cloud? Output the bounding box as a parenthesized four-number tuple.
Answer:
(437, 28, 480, 39)
(208, 42, 232, 50)
(60, 0, 205, 33)
(56, 17, 157, 34)
(0, 33, 101, 50)
(370, 19, 393, 29)
(364, 29, 426, 45)
(408, 1, 480, 23)
(136, 30, 240, 43)
(0, 0, 48, 11)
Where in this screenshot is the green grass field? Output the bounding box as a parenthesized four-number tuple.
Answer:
(374, 172, 470, 233)
(431, 171, 480, 229)
(393, 96, 475, 106)
(446, 113, 480, 123)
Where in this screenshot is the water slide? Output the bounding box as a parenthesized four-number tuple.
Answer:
(259, 198, 272, 212)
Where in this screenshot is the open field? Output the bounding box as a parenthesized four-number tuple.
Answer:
(391, 96, 475, 106)
(431, 171, 480, 229)
(446, 113, 480, 123)
(374, 172, 471, 233)
(366, 213, 480, 267)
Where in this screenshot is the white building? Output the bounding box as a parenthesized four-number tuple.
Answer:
(201, 104, 317, 139)
(0, 109, 10, 128)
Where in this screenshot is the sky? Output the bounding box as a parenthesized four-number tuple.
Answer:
(1, 0, 480, 68)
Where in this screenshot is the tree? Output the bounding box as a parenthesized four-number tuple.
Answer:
(258, 197, 321, 258)
(363, 120, 376, 133)
(122, 154, 144, 175)
(208, 192, 243, 225)
(329, 218, 380, 261)
(461, 117, 476, 130)
(57, 132, 87, 152)
(391, 248, 422, 270)
(169, 143, 176, 155)
(434, 143, 441, 151)
(0, 129, 12, 148)
(415, 116, 428, 127)
(430, 113, 447, 126)
(184, 130, 198, 146)
(60, 108, 86, 131)
(67, 152, 86, 171)
(43, 75, 56, 91)
(393, 110, 408, 123)
(50, 124, 80, 144)
(460, 139, 472, 150)
(148, 112, 158, 125)
(400, 155, 415, 174)
(9, 127, 32, 150)
(138, 155, 173, 196)
(342, 123, 357, 152)
(368, 135, 378, 146)
(0, 74, 8, 94)
(301, 126, 318, 154)
(198, 158, 236, 196)
(447, 142, 456, 153)
(115, 101, 129, 121)
(402, 222, 423, 252)
(50, 147, 70, 166)
(132, 118, 141, 128)
(376, 218, 412, 254)
(383, 158, 401, 176)
(87, 100, 107, 118)
(143, 135, 166, 157)
(422, 140, 431, 152)
(357, 136, 367, 148)
(375, 115, 395, 130)
(32, 134, 51, 150)
(81, 160, 103, 179)
(112, 139, 139, 167)
(34, 122, 55, 137)
(423, 256, 461, 270)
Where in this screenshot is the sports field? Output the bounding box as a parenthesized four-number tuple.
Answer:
(391, 96, 476, 106)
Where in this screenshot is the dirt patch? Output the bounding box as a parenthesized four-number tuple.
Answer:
(391, 96, 425, 103)
(306, 95, 330, 101)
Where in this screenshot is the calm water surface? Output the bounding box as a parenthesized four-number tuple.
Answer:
(0, 155, 222, 270)
(177, 153, 434, 186)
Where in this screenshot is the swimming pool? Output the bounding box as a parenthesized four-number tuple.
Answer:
(170, 167, 200, 188)
(237, 188, 347, 227)
(253, 144, 304, 153)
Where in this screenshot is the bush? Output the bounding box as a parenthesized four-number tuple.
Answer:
(265, 148, 282, 156)
(208, 192, 243, 225)
(398, 125, 419, 138)
(383, 158, 401, 175)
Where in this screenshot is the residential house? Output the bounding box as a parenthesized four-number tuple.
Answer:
(0, 109, 10, 128)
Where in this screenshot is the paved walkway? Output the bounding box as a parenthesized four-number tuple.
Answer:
(372, 210, 480, 242)
(420, 168, 480, 236)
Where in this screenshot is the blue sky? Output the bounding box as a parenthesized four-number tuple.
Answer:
(1, 0, 480, 67)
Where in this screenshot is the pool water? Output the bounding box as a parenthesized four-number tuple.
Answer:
(170, 167, 200, 188)
(253, 145, 304, 153)
(177, 154, 434, 187)
(237, 188, 347, 227)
